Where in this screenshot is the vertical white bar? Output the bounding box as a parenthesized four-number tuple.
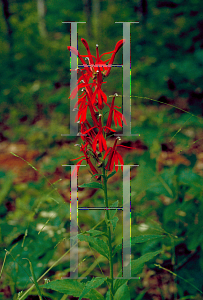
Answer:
(114, 165, 139, 279)
(122, 165, 131, 278)
(61, 22, 86, 137)
(62, 164, 87, 279)
(114, 22, 139, 137)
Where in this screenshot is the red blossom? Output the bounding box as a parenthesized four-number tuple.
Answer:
(67, 38, 134, 178)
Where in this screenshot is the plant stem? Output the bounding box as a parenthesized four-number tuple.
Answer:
(102, 164, 114, 300)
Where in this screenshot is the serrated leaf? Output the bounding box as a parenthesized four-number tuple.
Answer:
(79, 182, 103, 189)
(41, 279, 84, 297)
(41, 279, 105, 300)
(79, 277, 107, 300)
(113, 235, 164, 256)
(114, 282, 131, 300)
(78, 234, 109, 259)
(114, 249, 162, 292)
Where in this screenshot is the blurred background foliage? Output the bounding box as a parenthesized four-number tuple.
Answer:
(0, 0, 203, 299)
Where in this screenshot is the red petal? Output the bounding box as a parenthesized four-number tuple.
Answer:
(114, 39, 125, 53)
(71, 159, 85, 178)
(115, 153, 118, 172)
(81, 38, 95, 65)
(70, 156, 85, 161)
(117, 145, 137, 149)
(83, 126, 97, 134)
(104, 126, 116, 132)
(116, 151, 124, 170)
(103, 147, 112, 160)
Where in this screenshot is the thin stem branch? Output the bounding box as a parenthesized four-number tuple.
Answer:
(102, 164, 114, 300)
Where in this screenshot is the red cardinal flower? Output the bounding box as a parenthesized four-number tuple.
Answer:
(103, 137, 136, 173)
(67, 38, 132, 182)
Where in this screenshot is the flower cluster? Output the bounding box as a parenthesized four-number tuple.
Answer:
(68, 39, 135, 179)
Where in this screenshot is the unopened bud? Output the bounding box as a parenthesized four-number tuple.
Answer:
(116, 136, 121, 140)
(99, 114, 102, 117)
(114, 93, 118, 96)
(96, 70, 99, 73)
(96, 44, 99, 47)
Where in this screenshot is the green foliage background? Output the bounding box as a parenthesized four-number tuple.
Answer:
(0, 0, 203, 299)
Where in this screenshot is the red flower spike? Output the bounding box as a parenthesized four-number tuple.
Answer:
(68, 38, 132, 180)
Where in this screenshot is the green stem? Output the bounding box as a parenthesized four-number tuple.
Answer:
(102, 164, 114, 300)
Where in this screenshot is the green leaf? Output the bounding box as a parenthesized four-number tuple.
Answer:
(79, 182, 103, 189)
(104, 201, 119, 232)
(113, 235, 164, 256)
(131, 250, 162, 276)
(105, 290, 110, 300)
(86, 229, 106, 237)
(110, 216, 119, 232)
(79, 277, 107, 300)
(114, 250, 162, 292)
(114, 282, 131, 300)
(41, 279, 104, 300)
(42, 279, 83, 297)
(107, 171, 117, 179)
(109, 200, 119, 219)
(77, 233, 109, 259)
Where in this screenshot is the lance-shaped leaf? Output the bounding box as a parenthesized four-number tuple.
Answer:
(41, 279, 104, 300)
(114, 282, 131, 300)
(113, 249, 162, 292)
(77, 233, 109, 259)
(79, 277, 107, 300)
(113, 235, 164, 256)
(79, 182, 103, 189)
